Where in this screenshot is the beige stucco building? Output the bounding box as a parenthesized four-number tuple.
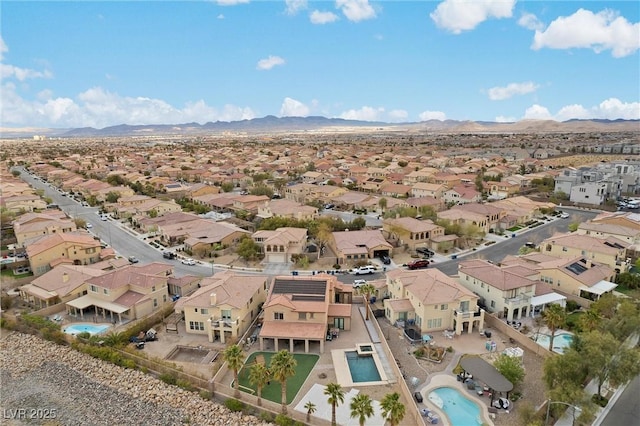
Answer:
(26, 232, 106, 277)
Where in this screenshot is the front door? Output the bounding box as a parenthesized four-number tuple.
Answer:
(334, 317, 344, 330)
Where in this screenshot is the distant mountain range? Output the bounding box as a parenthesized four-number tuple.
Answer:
(2, 116, 638, 138)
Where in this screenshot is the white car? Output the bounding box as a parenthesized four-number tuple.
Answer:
(353, 279, 367, 288)
(352, 265, 376, 275)
(181, 258, 196, 265)
(559, 212, 570, 219)
(86, 223, 93, 228)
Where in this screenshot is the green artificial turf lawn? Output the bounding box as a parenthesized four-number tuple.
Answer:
(236, 351, 319, 404)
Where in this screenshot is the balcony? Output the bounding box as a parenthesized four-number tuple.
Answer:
(210, 317, 238, 329)
(454, 309, 483, 318)
(503, 294, 531, 305)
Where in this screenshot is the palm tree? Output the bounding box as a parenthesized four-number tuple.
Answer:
(378, 197, 388, 214)
(223, 344, 245, 397)
(270, 350, 297, 414)
(350, 393, 374, 426)
(579, 309, 601, 332)
(358, 283, 377, 321)
(325, 382, 345, 426)
(543, 303, 567, 352)
(304, 400, 317, 423)
(248, 361, 270, 406)
(381, 392, 406, 426)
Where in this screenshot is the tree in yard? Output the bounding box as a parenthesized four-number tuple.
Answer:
(221, 182, 234, 192)
(542, 303, 566, 352)
(236, 235, 262, 262)
(350, 392, 374, 426)
(324, 382, 345, 426)
(270, 350, 297, 414)
(222, 344, 245, 397)
(578, 309, 601, 333)
(304, 401, 317, 423)
(380, 392, 406, 426)
(105, 191, 120, 203)
(74, 218, 87, 229)
(11, 169, 21, 177)
(358, 283, 377, 321)
(248, 361, 270, 407)
(579, 330, 640, 397)
(316, 222, 333, 259)
(493, 354, 525, 388)
(378, 197, 388, 214)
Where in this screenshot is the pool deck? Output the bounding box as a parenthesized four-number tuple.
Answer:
(421, 375, 495, 426)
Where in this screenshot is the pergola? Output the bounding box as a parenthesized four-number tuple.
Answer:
(460, 356, 513, 405)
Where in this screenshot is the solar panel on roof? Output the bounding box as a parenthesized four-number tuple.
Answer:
(272, 278, 327, 295)
(566, 262, 588, 275)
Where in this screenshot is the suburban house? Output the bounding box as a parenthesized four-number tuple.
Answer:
(457, 259, 566, 321)
(0, 194, 47, 213)
(174, 271, 268, 343)
(450, 203, 506, 232)
(382, 217, 445, 251)
(65, 262, 173, 323)
(259, 274, 353, 354)
(501, 253, 617, 301)
(329, 229, 393, 265)
(411, 182, 446, 199)
(26, 232, 107, 277)
(19, 264, 107, 309)
(443, 184, 482, 205)
(256, 199, 318, 221)
(252, 227, 308, 264)
(539, 233, 630, 273)
(13, 211, 77, 247)
(437, 209, 490, 234)
(167, 275, 203, 298)
(383, 268, 485, 336)
(182, 221, 250, 255)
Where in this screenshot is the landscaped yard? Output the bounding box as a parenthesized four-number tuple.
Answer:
(237, 352, 319, 404)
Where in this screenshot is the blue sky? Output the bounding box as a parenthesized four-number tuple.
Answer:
(1, 0, 639, 129)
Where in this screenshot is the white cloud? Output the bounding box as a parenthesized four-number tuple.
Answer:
(0, 36, 7, 61)
(310, 10, 339, 25)
(488, 81, 540, 101)
(336, 0, 377, 23)
(532, 8, 640, 58)
(418, 110, 447, 121)
(523, 104, 553, 120)
(256, 55, 285, 70)
(285, 0, 307, 16)
(279, 97, 310, 117)
(518, 12, 543, 31)
(522, 98, 639, 121)
(1, 64, 53, 81)
(430, 0, 515, 34)
(0, 84, 256, 128)
(388, 109, 408, 122)
(217, 14, 225, 19)
(339, 106, 384, 121)
(495, 115, 517, 123)
(216, 0, 249, 6)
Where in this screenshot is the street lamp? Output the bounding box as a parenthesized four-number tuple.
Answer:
(545, 399, 582, 426)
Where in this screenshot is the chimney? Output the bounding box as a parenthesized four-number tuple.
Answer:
(210, 293, 217, 306)
(62, 272, 69, 283)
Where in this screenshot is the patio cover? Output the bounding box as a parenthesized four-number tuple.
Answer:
(581, 280, 617, 296)
(460, 356, 513, 398)
(66, 294, 129, 314)
(530, 292, 566, 309)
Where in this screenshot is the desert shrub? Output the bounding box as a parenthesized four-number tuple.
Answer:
(121, 358, 137, 370)
(592, 394, 608, 407)
(159, 373, 177, 386)
(260, 412, 275, 423)
(1, 295, 13, 311)
(224, 398, 245, 412)
(199, 390, 212, 400)
(176, 379, 195, 391)
(76, 331, 91, 340)
(565, 300, 580, 312)
(274, 414, 295, 426)
(413, 348, 425, 357)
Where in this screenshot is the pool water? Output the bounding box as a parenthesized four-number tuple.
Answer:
(534, 332, 574, 354)
(345, 351, 381, 383)
(64, 323, 111, 335)
(429, 387, 482, 426)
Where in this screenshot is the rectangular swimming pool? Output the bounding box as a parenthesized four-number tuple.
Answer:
(345, 351, 381, 383)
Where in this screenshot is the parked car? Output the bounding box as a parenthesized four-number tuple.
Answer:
(407, 259, 430, 270)
(163, 251, 176, 260)
(128, 256, 139, 264)
(414, 391, 424, 403)
(416, 247, 434, 257)
(379, 253, 391, 265)
(181, 258, 196, 265)
(559, 212, 570, 219)
(352, 265, 376, 275)
(353, 279, 367, 288)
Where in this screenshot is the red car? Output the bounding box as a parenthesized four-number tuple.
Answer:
(407, 259, 430, 270)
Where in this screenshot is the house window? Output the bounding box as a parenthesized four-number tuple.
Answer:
(153, 299, 158, 308)
(274, 312, 284, 320)
(298, 312, 307, 320)
(163, 295, 167, 303)
(222, 309, 231, 319)
(103, 289, 108, 295)
(491, 301, 496, 308)
(427, 318, 442, 328)
(441, 304, 448, 310)
(201, 308, 208, 315)
(90, 285, 98, 293)
(152, 286, 156, 292)
(189, 321, 204, 331)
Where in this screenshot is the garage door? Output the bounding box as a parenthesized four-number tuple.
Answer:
(268, 253, 287, 263)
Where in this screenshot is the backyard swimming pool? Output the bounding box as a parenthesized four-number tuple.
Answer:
(63, 323, 111, 335)
(345, 351, 381, 383)
(534, 332, 574, 354)
(429, 387, 483, 426)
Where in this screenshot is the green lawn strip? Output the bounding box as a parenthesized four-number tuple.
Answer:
(237, 352, 319, 404)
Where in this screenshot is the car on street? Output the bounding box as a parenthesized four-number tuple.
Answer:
(86, 223, 93, 228)
(181, 258, 196, 265)
(163, 251, 176, 260)
(352, 265, 376, 275)
(128, 256, 139, 264)
(353, 279, 367, 288)
(407, 259, 430, 270)
(559, 212, 570, 219)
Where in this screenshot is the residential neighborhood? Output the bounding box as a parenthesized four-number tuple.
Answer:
(1, 130, 639, 426)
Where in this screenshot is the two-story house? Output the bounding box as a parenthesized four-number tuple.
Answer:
(540, 232, 630, 273)
(13, 211, 77, 247)
(383, 268, 484, 336)
(174, 271, 268, 343)
(252, 227, 308, 264)
(382, 217, 445, 251)
(26, 232, 106, 277)
(259, 274, 353, 354)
